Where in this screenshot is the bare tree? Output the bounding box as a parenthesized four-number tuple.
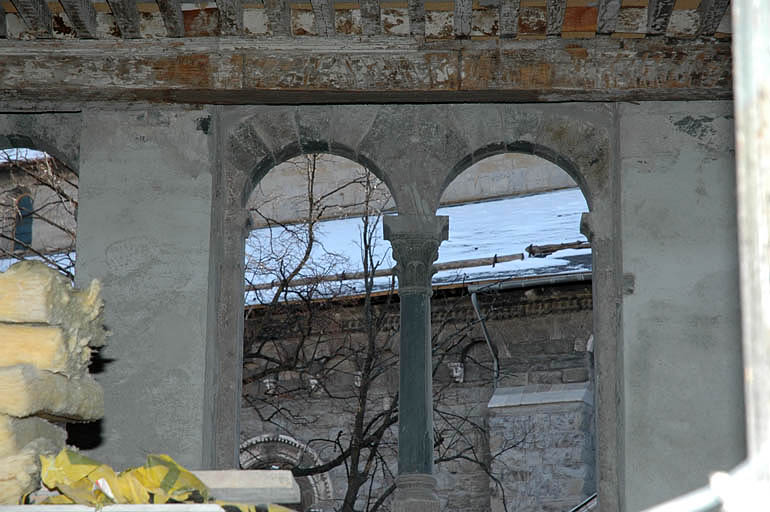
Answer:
(241, 154, 521, 512)
(0, 148, 77, 280)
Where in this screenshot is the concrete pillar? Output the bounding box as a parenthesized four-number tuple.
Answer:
(75, 108, 218, 469)
(383, 214, 448, 512)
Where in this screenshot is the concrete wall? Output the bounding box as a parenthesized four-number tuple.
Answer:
(74, 108, 217, 469)
(618, 101, 746, 510)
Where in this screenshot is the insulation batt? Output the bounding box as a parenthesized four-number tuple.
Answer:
(0, 324, 89, 377)
(0, 437, 61, 504)
(0, 365, 104, 421)
(0, 415, 66, 458)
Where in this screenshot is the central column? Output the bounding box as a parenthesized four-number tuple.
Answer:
(383, 214, 448, 512)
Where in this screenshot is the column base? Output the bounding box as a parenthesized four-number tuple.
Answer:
(392, 474, 440, 512)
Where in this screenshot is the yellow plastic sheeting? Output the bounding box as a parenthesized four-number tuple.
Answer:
(39, 449, 295, 512)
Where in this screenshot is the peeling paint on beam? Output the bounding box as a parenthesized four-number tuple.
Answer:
(697, 0, 729, 36)
(647, 0, 674, 35)
(359, 0, 380, 34)
(499, 0, 519, 37)
(106, 0, 140, 37)
(453, 0, 471, 37)
(265, 0, 290, 35)
(546, 0, 565, 36)
(217, 0, 243, 34)
(409, 0, 424, 37)
(10, 0, 51, 36)
(596, 0, 619, 34)
(59, 0, 97, 37)
(156, 0, 183, 36)
(310, 0, 334, 35)
(0, 38, 732, 103)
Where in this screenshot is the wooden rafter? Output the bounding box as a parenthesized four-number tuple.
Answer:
(156, 0, 184, 37)
(359, 0, 380, 35)
(546, 0, 565, 36)
(311, 0, 334, 36)
(59, 0, 98, 37)
(106, 0, 140, 38)
(454, 0, 472, 38)
(0, 5, 6, 38)
(408, 0, 424, 37)
(217, 0, 244, 35)
(9, 0, 52, 37)
(498, 0, 519, 38)
(596, 0, 620, 34)
(697, 0, 730, 36)
(647, 0, 675, 35)
(265, 0, 291, 36)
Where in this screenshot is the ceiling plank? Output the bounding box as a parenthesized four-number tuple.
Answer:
(156, 0, 184, 37)
(697, 0, 730, 36)
(106, 0, 141, 38)
(265, 0, 291, 36)
(499, 0, 519, 38)
(217, 0, 243, 35)
(310, 0, 334, 36)
(59, 0, 98, 37)
(360, 0, 380, 35)
(647, 0, 675, 35)
(596, 0, 620, 34)
(9, 0, 52, 37)
(454, 0, 471, 38)
(546, 0, 565, 36)
(409, 0, 424, 37)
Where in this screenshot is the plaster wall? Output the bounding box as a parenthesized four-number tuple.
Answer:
(74, 108, 216, 469)
(618, 101, 746, 510)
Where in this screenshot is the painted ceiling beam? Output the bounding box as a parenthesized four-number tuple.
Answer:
(217, 0, 244, 35)
(546, 0, 566, 36)
(156, 0, 184, 37)
(0, 38, 732, 105)
(265, 0, 291, 36)
(409, 0, 424, 37)
(359, 0, 381, 35)
(596, 0, 620, 34)
(454, 0, 472, 38)
(59, 0, 98, 38)
(9, 0, 52, 37)
(697, 0, 730, 36)
(106, 0, 140, 38)
(310, 0, 334, 36)
(647, 0, 675, 35)
(498, 0, 519, 38)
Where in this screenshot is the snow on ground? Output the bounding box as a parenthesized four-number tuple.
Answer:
(246, 187, 591, 303)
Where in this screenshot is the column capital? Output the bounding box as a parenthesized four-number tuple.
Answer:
(383, 215, 449, 294)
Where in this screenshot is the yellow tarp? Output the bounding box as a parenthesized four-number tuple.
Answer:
(38, 449, 294, 512)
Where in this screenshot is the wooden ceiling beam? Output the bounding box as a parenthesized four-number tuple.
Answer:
(265, 0, 291, 36)
(697, 0, 730, 36)
(498, 0, 519, 38)
(596, 0, 620, 34)
(409, 0, 424, 37)
(9, 0, 52, 37)
(546, 0, 566, 36)
(156, 0, 184, 37)
(217, 0, 244, 35)
(454, 0, 471, 38)
(59, 0, 98, 38)
(359, 0, 381, 35)
(310, 0, 334, 36)
(106, 0, 141, 38)
(647, 0, 675, 35)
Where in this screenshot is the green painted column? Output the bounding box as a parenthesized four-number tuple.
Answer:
(383, 214, 448, 512)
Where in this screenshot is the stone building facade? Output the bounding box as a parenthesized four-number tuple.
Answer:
(241, 278, 594, 512)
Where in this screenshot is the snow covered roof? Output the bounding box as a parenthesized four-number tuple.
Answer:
(246, 187, 591, 304)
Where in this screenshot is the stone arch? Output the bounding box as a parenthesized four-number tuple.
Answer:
(240, 434, 334, 512)
(0, 113, 82, 172)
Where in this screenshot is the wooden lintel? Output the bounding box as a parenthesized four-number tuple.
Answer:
(217, 0, 244, 35)
(499, 0, 519, 38)
(697, 0, 730, 36)
(596, 0, 620, 34)
(310, 0, 334, 36)
(359, 0, 380, 35)
(156, 0, 184, 36)
(9, 0, 51, 37)
(106, 0, 140, 38)
(59, 0, 98, 37)
(454, 0, 471, 38)
(265, 0, 291, 36)
(546, 0, 565, 36)
(0, 38, 732, 104)
(647, 0, 675, 35)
